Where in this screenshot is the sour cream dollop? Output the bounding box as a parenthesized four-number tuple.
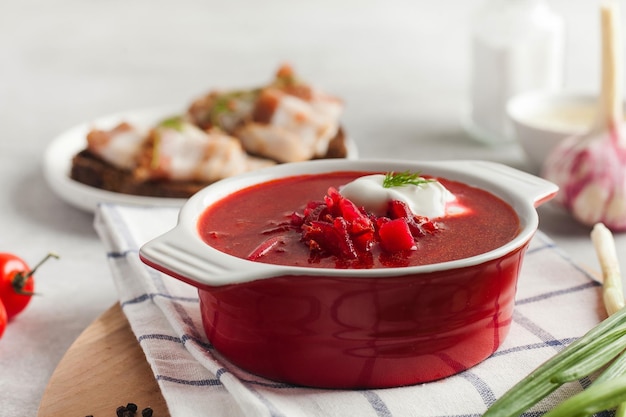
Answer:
(339, 174, 456, 218)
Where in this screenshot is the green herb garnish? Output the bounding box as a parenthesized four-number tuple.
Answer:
(382, 171, 433, 189)
(210, 89, 260, 128)
(159, 116, 185, 132)
(483, 306, 626, 417)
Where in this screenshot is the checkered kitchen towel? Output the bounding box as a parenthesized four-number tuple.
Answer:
(94, 203, 607, 417)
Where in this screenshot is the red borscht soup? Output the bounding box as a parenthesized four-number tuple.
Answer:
(198, 171, 520, 269)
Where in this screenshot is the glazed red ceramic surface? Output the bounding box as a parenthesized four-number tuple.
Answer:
(139, 159, 558, 389)
(198, 248, 524, 388)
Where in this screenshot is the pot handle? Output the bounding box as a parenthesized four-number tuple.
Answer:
(447, 160, 559, 208)
(139, 225, 292, 288)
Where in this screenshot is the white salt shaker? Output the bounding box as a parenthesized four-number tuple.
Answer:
(466, 0, 565, 144)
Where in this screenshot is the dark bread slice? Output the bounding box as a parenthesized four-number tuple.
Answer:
(70, 150, 207, 198)
(70, 128, 348, 198)
(319, 127, 348, 159)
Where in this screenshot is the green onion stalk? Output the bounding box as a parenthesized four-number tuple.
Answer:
(482, 308, 626, 417)
(483, 223, 626, 417)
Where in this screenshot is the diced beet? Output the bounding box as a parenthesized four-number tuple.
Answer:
(332, 218, 359, 259)
(352, 232, 375, 252)
(388, 200, 412, 219)
(302, 219, 357, 259)
(295, 190, 436, 260)
(338, 197, 361, 221)
(407, 215, 438, 237)
(339, 198, 374, 235)
(247, 236, 285, 260)
(405, 217, 426, 237)
(421, 220, 438, 233)
(378, 218, 416, 252)
(386, 200, 438, 237)
(290, 212, 305, 227)
(324, 187, 346, 217)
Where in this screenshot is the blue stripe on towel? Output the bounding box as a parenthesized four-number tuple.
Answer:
(460, 371, 496, 408)
(138, 333, 182, 344)
(157, 375, 222, 387)
(491, 337, 579, 358)
(120, 292, 199, 306)
(361, 390, 392, 417)
(516, 281, 601, 306)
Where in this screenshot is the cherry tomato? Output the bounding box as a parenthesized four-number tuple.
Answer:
(0, 253, 58, 319)
(0, 299, 6, 338)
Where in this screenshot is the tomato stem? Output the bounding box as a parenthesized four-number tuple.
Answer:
(12, 252, 59, 296)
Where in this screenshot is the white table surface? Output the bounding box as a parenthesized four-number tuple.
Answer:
(1, 1, 624, 416)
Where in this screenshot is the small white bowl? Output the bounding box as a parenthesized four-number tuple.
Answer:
(507, 91, 598, 174)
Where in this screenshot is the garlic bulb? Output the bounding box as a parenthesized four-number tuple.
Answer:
(543, 0, 626, 232)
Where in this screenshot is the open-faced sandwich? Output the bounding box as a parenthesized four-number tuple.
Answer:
(70, 64, 348, 198)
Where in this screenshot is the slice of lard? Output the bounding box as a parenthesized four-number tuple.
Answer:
(86, 122, 146, 170)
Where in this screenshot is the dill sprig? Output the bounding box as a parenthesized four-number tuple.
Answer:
(210, 89, 260, 127)
(159, 115, 185, 132)
(382, 171, 433, 189)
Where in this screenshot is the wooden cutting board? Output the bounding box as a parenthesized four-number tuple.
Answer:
(38, 303, 170, 417)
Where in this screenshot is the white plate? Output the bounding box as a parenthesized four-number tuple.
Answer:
(43, 107, 358, 213)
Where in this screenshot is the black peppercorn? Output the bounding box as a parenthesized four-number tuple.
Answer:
(88, 403, 154, 417)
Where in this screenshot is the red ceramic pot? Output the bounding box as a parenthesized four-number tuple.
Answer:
(140, 159, 557, 389)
